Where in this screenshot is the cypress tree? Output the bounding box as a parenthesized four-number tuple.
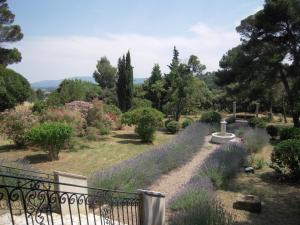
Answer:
(117, 51, 133, 112)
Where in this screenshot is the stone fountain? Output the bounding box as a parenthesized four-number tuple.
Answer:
(211, 120, 236, 144)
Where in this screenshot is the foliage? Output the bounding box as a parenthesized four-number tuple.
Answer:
(93, 56, 117, 89)
(266, 125, 279, 139)
(0, 0, 23, 66)
(54, 79, 101, 104)
(0, 106, 38, 146)
(122, 107, 163, 142)
(270, 139, 300, 179)
(88, 123, 210, 192)
(64, 101, 93, 119)
(182, 118, 193, 129)
(32, 100, 48, 113)
(131, 97, 152, 109)
(200, 111, 221, 124)
(41, 108, 86, 136)
(243, 128, 270, 153)
(216, 0, 300, 127)
(0, 66, 31, 111)
(85, 127, 101, 141)
(117, 51, 133, 112)
(27, 122, 73, 161)
(166, 121, 180, 134)
(225, 116, 235, 124)
(279, 127, 300, 141)
(248, 117, 267, 128)
(201, 143, 247, 188)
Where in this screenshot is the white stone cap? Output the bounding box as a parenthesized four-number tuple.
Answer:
(137, 189, 165, 198)
(53, 170, 87, 180)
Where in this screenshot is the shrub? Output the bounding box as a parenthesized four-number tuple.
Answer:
(243, 128, 270, 153)
(167, 121, 180, 134)
(279, 127, 300, 141)
(85, 127, 101, 141)
(225, 116, 236, 124)
(200, 143, 247, 188)
(32, 100, 48, 113)
(41, 108, 86, 136)
(270, 139, 300, 179)
(200, 111, 221, 124)
(122, 107, 164, 142)
(27, 122, 73, 161)
(131, 98, 152, 109)
(182, 118, 193, 129)
(248, 117, 267, 128)
(88, 123, 210, 192)
(0, 107, 38, 146)
(266, 125, 279, 139)
(65, 101, 93, 119)
(0, 66, 31, 111)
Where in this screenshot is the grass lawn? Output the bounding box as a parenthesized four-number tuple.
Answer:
(217, 145, 300, 225)
(0, 126, 175, 176)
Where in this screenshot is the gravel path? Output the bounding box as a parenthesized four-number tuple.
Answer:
(149, 135, 218, 204)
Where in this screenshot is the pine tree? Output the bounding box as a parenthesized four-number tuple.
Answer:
(117, 51, 133, 112)
(0, 0, 23, 66)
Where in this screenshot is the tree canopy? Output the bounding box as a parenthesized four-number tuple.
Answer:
(93, 57, 117, 89)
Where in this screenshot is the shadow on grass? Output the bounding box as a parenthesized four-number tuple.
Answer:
(113, 133, 140, 140)
(24, 154, 50, 164)
(0, 144, 24, 152)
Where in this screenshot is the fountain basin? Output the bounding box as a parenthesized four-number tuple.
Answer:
(211, 132, 236, 144)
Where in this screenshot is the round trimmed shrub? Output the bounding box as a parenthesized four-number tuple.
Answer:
(266, 125, 279, 139)
(270, 139, 300, 179)
(167, 121, 180, 134)
(122, 107, 164, 142)
(182, 118, 193, 129)
(279, 127, 300, 141)
(27, 122, 73, 161)
(200, 111, 221, 124)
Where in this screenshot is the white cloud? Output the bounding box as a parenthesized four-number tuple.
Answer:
(9, 22, 240, 82)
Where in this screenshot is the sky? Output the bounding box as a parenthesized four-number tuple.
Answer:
(7, 0, 264, 82)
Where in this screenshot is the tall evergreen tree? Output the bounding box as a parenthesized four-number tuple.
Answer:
(146, 64, 164, 109)
(0, 0, 23, 66)
(117, 51, 133, 112)
(93, 56, 117, 89)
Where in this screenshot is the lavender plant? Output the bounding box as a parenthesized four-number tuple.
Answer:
(88, 122, 210, 192)
(243, 128, 270, 153)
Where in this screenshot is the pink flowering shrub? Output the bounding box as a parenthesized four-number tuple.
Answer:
(65, 101, 93, 119)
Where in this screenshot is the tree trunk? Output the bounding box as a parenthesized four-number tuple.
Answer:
(282, 97, 288, 123)
(48, 150, 59, 161)
(292, 112, 300, 128)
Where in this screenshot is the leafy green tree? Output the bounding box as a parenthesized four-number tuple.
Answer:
(116, 51, 133, 112)
(0, 66, 31, 111)
(93, 56, 117, 89)
(0, 0, 23, 66)
(188, 55, 206, 77)
(217, 0, 300, 127)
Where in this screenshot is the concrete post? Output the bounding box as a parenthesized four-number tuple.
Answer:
(233, 101, 236, 118)
(53, 171, 88, 215)
(220, 120, 227, 136)
(137, 190, 165, 225)
(255, 103, 260, 117)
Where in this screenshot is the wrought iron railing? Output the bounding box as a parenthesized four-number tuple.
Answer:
(0, 174, 142, 225)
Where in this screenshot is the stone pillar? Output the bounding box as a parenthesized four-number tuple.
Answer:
(221, 120, 227, 136)
(53, 171, 88, 215)
(137, 190, 165, 225)
(233, 101, 236, 118)
(255, 102, 260, 117)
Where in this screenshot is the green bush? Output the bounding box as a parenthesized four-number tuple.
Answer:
(266, 125, 279, 139)
(32, 100, 48, 113)
(167, 121, 180, 134)
(243, 128, 270, 153)
(182, 118, 193, 129)
(200, 111, 221, 124)
(0, 66, 31, 111)
(279, 127, 300, 141)
(131, 98, 152, 109)
(27, 122, 73, 161)
(270, 139, 300, 179)
(122, 107, 164, 142)
(225, 116, 236, 124)
(248, 117, 267, 128)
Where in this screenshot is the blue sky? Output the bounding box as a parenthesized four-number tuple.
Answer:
(8, 0, 264, 82)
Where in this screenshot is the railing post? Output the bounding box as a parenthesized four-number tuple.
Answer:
(137, 189, 165, 225)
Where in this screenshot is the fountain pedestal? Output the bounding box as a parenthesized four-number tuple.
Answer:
(211, 120, 236, 144)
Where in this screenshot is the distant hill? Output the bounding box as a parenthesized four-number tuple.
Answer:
(31, 76, 146, 89)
